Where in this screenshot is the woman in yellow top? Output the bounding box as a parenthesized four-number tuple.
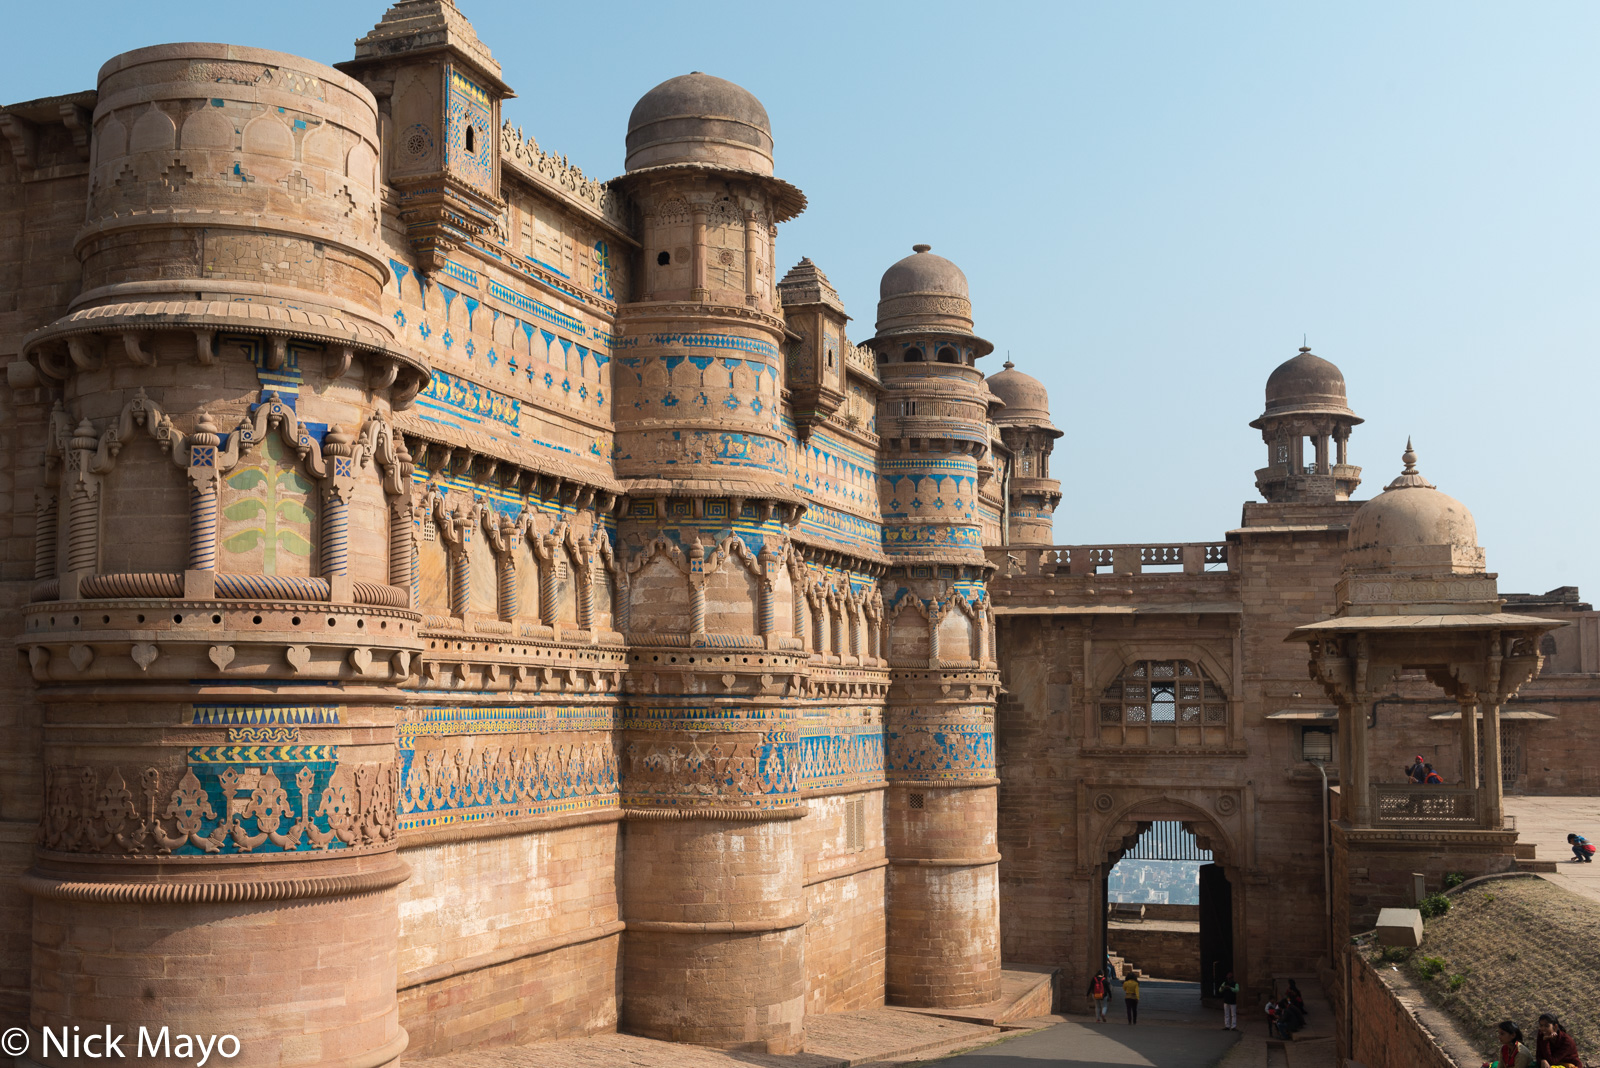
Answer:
(1123, 975, 1140, 1024)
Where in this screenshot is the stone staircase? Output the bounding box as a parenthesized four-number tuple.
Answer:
(1514, 840, 1559, 873)
(1105, 948, 1143, 980)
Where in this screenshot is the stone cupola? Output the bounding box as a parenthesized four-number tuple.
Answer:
(1251, 345, 1362, 503)
(1337, 440, 1495, 616)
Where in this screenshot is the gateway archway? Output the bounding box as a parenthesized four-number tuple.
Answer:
(1095, 797, 1244, 1001)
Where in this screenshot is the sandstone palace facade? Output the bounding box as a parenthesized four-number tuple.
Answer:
(2, 3, 1597, 1066)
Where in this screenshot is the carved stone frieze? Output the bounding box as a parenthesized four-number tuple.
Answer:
(41, 759, 399, 857)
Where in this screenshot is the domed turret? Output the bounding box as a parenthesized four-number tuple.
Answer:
(986, 360, 1057, 431)
(626, 72, 774, 174)
(1261, 348, 1357, 421)
(1250, 345, 1362, 504)
(986, 361, 1062, 545)
(873, 245, 990, 352)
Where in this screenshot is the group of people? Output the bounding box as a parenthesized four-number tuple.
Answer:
(1405, 754, 1446, 784)
(1481, 1015, 1584, 1068)
(1085, 962, 1141, 1024)
(1262, 979, 1307, 1039)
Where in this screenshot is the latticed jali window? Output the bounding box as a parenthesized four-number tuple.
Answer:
(1098, 660, 1229, 746)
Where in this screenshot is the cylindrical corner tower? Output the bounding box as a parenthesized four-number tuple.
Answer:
(985, 360, 1062, 544)
(1250, 345, 1362, 503)
(866, 245, 1002, 1007)
(609, 72, 811, 1054)
(16, 43, 426, 1068)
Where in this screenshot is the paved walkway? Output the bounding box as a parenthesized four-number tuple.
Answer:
(1505, 795, 1600, 903)
(922, 981, 1317, 1068)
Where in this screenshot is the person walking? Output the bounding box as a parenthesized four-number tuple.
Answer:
(1219, 972, 1239, 1030)
(1405, 755, 1427, 783)
(1122, 973, 1140, 1025)
(1481, 1020, 1533, 1068)
(1567, 833, 1596, 863)
(1087, 970, 1110, 1023)
(1535, 1013, 1583, 1068)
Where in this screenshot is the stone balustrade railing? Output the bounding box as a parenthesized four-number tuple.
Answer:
(986, 542, 1231, 578)
(1373, 784, 1479, 827)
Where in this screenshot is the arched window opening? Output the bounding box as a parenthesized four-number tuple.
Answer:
(905, 347, 924, 362)
(657, 250, 671, 266)
(937, 346, 958, 363)
(465, 125, 476, 153)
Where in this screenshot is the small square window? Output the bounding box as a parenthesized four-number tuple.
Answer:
(1302, 727, 1334, 764)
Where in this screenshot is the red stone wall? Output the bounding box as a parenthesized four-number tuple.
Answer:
(621, 817, 805, 1053)
(32, 881, 403, 1066)
(802, 790, 887, 1015)
(886, 784, 1000, 1007)
(1348, 952, 1455, 1068)
(0, 97, 92, 1030)
(1108, 926, 1200, 982)
(396, 820, 621, 1055)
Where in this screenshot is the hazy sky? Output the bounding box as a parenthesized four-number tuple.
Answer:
(7, 2, 1596, 598)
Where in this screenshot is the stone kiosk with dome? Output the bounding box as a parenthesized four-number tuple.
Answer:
(1289, 443, 1562, 934)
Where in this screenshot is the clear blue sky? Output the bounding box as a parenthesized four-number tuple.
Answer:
(8, 2, 1596, 599)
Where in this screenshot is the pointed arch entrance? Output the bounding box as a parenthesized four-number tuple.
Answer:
(1094, 794, 1245, 1000)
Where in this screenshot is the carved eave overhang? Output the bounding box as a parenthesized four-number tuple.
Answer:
(788, 531, 892, 572)
(865, 327, 995, 361)
(888, 551, 997, 572)
(393, 411, 624, 504)
(0, 89, 96, 175)
(24, 302, 428, 409)
(619, 477, 807, 522)
(1285, 612, 1567, 638)
(611, 162, 807, 223)
(616, 299, 786, 337)
(500, 123, 635, 242)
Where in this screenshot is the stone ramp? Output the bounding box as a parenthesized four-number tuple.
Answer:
(892, 962, 1058, 1027)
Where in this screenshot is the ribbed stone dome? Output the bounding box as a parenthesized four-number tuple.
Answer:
(986, 360, 1055, 428)
(879, 244, 969, 301)
(1348, 443, 1479, 557)
(873, 245, 987, 350)
(1261, 346, 1356, 419)
(625, 72, 773, 174)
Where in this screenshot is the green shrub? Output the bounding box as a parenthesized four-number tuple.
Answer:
(1443, 872, 1467, 890)
(1381, 946, 1412, 963)
(1418, 956, 1447, 979)
(1419, 893, 1452, 919)
(1447, 971, 1470, 992)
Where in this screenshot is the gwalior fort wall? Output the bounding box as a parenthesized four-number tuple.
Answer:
(1, 3, 1597, 1066)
